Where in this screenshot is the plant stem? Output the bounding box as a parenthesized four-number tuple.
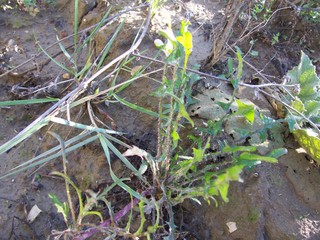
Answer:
(74, 190, 151, 240)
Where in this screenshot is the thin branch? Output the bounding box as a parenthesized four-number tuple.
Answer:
(233, 6, 291, 45)
(133, 53, 298, 90)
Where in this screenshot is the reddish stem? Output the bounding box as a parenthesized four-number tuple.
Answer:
(74, 190, 149, 240)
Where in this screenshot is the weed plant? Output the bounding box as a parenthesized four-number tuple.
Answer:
(0, 1, 319, 239)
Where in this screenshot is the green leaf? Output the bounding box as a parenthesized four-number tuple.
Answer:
(158, 27, 178, 56)
(83, 211, 103, 223)
(178, 102, 194, 127)
(223, 145, 256, 153)
(37, 42, 74, 74)
(171, 129, 180, 144)
(176, 20, 192, 56)
(227, 57, 234, 77)
(235, 47, 243, 79)
(304, 100, 320, 122)
(48, 193, 69, 223)
(167, 92, 194, 126)
(286, 51, 320, 101)
(266, 148, 287, 158)
(235, 99, 255, 124)
(293, 129, 320, 164)
(217, 181, 229, 202)
(238, 152, 278, 163)
(193, 148, 204, 162)
(214, 165, 244, 202)
(113, 95, 160, 118)
(0, 98, 59, 106)
(291, 98, 306, 113)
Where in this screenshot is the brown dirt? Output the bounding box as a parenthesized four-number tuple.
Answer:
(0, 0, 320, 239)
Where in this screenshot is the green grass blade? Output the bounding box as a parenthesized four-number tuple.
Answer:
(37, 43, 74, 74)
(83, 211, 103, 222)
(98, 134, 144, 200)
(100, 134, 147, 183)
(0, 98, 59, 106)
(50, 171, 83, 215)
(75, 59, 92, 78)
(10, 131, 95, 170)
(0, 135, 99, 179)
(0, 117, 50, 156)
(77, 8, 112, 52)
(113, 95, 159, 118)
(58, 40, 76, 67)
(97, 19, 125, 69)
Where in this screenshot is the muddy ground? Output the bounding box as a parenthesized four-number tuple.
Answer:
(0, 0, 320, 239)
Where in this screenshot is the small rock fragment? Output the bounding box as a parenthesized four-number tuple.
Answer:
(226, 221, 237, 233)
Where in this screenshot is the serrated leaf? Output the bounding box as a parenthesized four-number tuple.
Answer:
(286, 51, 320, 101)
(291, 98, 306, 112)
(304, 100, 320, 123)
(293, 129, 320, 164)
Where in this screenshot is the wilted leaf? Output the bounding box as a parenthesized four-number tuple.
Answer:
(226, 222, 237, 233)
(123, 145, 148, 160)
(27, 205, 42, 223)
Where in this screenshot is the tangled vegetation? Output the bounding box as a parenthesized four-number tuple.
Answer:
(0, 0, 319, 239)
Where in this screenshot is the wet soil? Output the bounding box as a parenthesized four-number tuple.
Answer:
(0, 0, 320, 239)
